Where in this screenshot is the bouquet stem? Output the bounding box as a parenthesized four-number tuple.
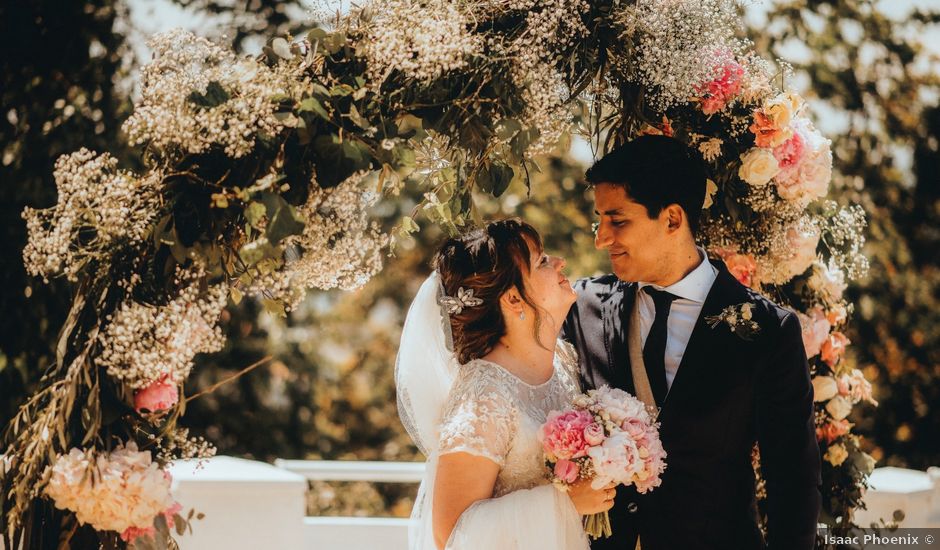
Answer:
(584, 511, 612, 539)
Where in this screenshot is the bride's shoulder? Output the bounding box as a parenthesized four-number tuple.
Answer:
(450, 359, 516, 396)
(442, 359, 518, 417)
(554, 339, 579, 366)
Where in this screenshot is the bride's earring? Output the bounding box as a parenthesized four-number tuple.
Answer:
(520, 311, 525, 321)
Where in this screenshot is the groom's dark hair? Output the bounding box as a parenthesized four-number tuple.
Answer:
(585, 135, 707, 236)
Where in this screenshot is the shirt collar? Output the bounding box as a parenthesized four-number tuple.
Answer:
(637, 247, 717, 303)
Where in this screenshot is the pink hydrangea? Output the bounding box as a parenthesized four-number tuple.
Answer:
(698, 59, 744, 115)
(539, 409, 594, 461)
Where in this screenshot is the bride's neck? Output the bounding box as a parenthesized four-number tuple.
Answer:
(483, 325, 557, 384)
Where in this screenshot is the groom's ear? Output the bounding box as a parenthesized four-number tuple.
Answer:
(663, 204, 687, 234)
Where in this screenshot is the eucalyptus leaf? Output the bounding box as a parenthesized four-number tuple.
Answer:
(298, 97, 330, 121)
(490, 161, 513, 198)
(266, 203, 306, 244)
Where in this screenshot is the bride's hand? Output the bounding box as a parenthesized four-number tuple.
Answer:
(567, 479, 617, 515)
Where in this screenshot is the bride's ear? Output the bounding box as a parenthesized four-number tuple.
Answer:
(500, 288, 525, 315)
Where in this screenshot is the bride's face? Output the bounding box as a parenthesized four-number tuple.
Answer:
(521, 239, 577, 324)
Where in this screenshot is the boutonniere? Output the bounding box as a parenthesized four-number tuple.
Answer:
(706, 302, 760, 341)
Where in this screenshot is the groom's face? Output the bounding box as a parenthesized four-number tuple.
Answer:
(593, 183, 670, 283)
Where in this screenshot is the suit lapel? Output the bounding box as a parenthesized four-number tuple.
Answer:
(601, 281, 636, 395)
(657, 262, 745, 424)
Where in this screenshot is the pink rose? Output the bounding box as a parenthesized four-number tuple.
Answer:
(836, 376, 850, 397)
(539, 409, 593, 461)
(621, 418, 646, 439)
(553, 459, 580, 484)
(820, 331, 850, 367)
(714, 247, 758, 287)
(847, 369, 877, 405)
(725, 253, 758, 287)
(120, 502, 182, 543)
(816, 419, 852, 444)
(797, 307, 831, 359)
(773, 131, 805, 169)
(583, 423, 605, 446)
(134, 375, 179, 414)
(774, 119, 832, 206)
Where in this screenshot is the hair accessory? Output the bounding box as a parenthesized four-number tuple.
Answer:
(438, 287, 484, 315)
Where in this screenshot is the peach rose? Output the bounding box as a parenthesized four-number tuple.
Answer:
(821, 331, 850, 367)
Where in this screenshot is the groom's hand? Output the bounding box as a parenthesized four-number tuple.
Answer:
(567, 480, 617, 515)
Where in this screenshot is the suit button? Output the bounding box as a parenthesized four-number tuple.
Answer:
(627, 502, 638, 513)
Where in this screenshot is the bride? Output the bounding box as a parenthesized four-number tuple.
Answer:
(396, 218, 614, 550)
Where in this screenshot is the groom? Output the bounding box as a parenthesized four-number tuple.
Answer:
(561, 136, 821, 550)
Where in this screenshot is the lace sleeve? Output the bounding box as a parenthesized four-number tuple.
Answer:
(438, 363, 516, 467)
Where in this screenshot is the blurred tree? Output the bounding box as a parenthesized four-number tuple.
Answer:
(0, 0, 134, 431)
(751, 0, 940, 472)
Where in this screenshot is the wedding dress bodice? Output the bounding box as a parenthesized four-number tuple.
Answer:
(438, 341, 582, 497)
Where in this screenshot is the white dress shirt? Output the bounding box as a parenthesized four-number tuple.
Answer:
(636, 248, 718, 390)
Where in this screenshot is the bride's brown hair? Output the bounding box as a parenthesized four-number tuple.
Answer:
(433, 218, 549, 365)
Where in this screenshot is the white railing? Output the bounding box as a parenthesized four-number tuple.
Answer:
(275, 459, 421, 550)
(275, 459, 425, 483)
(166, 459, 940, 549)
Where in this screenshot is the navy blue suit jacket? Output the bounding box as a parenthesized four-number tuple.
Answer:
(560, 260, 821, 550)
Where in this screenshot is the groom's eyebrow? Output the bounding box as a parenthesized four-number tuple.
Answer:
(594, 208, 625, 216)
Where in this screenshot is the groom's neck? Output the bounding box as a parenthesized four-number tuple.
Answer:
(650, 239, 703, 288)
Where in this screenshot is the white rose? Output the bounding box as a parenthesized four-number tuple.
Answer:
(785, 222, 820, 279)
(738, 148, 780, 187)
(824, 443, 849, 466)
(808, 260, 847, 302)
(812, 375, 839, 402)
(826, 395, 853, 420)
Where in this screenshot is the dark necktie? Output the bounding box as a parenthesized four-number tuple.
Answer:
(642, 287, 677, 407)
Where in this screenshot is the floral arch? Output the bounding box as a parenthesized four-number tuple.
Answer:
(3, 0, 874, 547)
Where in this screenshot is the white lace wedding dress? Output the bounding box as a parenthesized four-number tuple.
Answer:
(436, 340, 590, 550)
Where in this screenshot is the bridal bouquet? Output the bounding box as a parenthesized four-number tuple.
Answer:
(538, 386, 667, 539)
